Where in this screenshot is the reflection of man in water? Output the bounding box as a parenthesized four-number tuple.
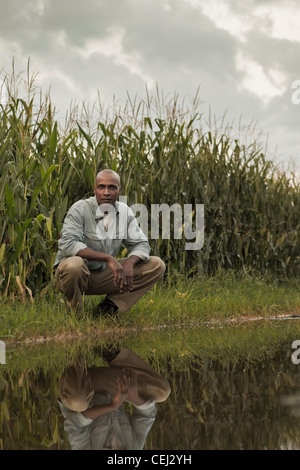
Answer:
(58, 347, 171, 450)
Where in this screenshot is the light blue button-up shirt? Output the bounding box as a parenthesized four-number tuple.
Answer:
(58, 394, 157, 450)
(54, 196, 150, 270)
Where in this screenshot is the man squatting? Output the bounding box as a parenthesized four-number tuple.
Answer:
(53, 169, 165, 317)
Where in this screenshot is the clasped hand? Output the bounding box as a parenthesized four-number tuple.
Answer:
(107, 257, 136, 293)
(112, 368, 143, 408)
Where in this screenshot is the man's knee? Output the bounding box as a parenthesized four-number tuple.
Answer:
(148, 256, 166, 278)
(155, 379, 171, 403)
(55, 257, 90, 297)
(57, 256, 89, 278)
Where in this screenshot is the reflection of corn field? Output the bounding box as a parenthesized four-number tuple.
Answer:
(1, 325, 300, 450)
(1, 69, 299, 298)
(149, 352, 300, 450)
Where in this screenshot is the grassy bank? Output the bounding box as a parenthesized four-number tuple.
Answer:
(1, 270, 300, 344)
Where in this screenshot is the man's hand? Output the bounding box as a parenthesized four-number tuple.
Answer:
(111, 369, 129, 408)
(82, 370, 129, 419)
(76, 247, 142, 294)
(119, 256, 142, 293)
(106, 257, 126, 290)
(113, 368, 147, 407)
(120, 259, 134, 293)
(108, 255, 142, 293)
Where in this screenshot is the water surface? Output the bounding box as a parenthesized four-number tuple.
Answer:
(1, 320, 300, 450)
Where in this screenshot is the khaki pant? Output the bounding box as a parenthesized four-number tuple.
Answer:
(59, 347, 171, 412)
(55, 256, 165, 314)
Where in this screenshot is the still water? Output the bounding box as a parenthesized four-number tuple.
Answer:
(1, 320, 300, 450)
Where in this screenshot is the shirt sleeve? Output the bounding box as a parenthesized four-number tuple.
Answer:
(57, 202, 88, 258)
(57, 400, 92, 450)
(129, 399, 157, 449)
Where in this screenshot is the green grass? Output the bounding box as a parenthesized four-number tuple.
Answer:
(1, 270, 300, 344)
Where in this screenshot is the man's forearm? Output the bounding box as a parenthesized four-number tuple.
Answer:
(76, 247, 112, 263)
(124, 255, 143, 266)
(81, 401, 118, 419)
(77, 249, 143, 265)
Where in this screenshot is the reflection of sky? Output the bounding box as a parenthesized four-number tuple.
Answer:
(0, 0, 300, 173)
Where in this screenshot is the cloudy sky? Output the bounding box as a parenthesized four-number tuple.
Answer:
(1, 0, 300, 174)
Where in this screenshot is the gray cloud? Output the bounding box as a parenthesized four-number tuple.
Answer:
(0, 0, 299, 170)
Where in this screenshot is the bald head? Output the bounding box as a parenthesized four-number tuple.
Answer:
(95, 169, 120, 185)
(94, 169, 121, 205)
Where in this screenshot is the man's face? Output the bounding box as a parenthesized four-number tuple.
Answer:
(93, 172, 121, 206)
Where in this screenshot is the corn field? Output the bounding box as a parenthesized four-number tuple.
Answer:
(0, 69, 299, 299)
